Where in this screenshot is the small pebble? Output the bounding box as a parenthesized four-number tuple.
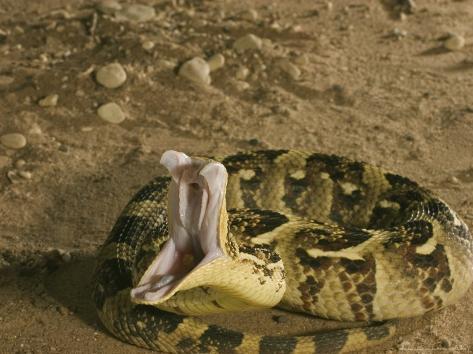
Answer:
(439, 338, 450, 348)
(444, 34, 465, 51)
(233, 34, 263, 52)
(449, 176, 460, 184)
(28, 123, 42, 135)
(178, 57, 211, 85)
(207, 54, 225, 72)
(18, 170, 32, 180)
(235, 67, 249, 80)
(393, 28, 407, 38)
(294, 54, 309, 66)
(0, 156, 11, 168)
(56, 305, 69, 316)
(117, 4, 156, 22)
(96, 0, 122, 14)
(0, 75, 14, 86)
(0, 133, 27, 149)
(96, 63, 127, 89)
(15, 159, 26, 169)
(232, 80, 250, 91)
(80, 126, 94, 132)
(241, 9, 258, 22)
(142, 40, 155, 51)
(277, 60, 301, 80)
(38, 94, 59, 107)
(98, 102, 125, 124)
(7, 170, 21, 183)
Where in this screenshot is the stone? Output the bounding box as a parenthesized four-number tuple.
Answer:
(294, 54, 309, 66)
(142, 40, 155, 51)
(0, 156, 11, 168)
(444, 34, 465, 51)
(241, 9, 258, 22)
(18, 170, 32, 180)
(15, 159, 26, 169)
(277, 60, 301, 80)
(0, 133, 27, 149)
(38, 94, 59, 107)
(96, 63, 127, 89)
(235, 67, 249, 80)
(0, 75, 14, 86)
(117, 4, 156, 22)
(96, 0, 122, 14)
(207, 54, 225, 72)
(233, 34, 262, 52)
(97, 102, 125, 124)
(178, 57, 211, 85)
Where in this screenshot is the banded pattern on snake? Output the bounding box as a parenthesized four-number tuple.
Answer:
(93, 150, 473, 353)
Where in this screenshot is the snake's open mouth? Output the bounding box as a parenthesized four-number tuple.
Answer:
(130, 150, 227, 303)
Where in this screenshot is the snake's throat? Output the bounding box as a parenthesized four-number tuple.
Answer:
(130, 151, 228, 304)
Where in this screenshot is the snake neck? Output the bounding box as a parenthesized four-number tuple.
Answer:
(129, 150, 285, 313)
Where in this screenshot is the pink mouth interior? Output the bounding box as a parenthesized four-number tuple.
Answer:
(130, 150, 227, 302)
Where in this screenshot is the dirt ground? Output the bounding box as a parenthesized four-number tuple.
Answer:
(0, 0, 472, 353)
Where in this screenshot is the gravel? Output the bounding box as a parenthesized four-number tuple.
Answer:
(233, 34, 263, 52)
(178, 57, 211, 85)
(96, 63, 127, 89)
(0, 133, 27, 149)
(117, 4, 156, 22)
(207, 54, 225, 72)
(444, 34, 465, 51)
(38, 94, 59, 107)
(97, 102, 125, 124)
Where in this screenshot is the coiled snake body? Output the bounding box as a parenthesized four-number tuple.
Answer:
(93, 150, 473, 353)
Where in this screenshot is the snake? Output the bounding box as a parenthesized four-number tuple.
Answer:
(93, 149, 473, 353)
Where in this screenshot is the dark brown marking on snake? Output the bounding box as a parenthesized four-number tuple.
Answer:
(295, 227, 371, 251)
(240, 171, 263, 209)
(106, 214, 168, 248)
(305, 154, 370, 226)
(225, 230, 240, 259)
(222, 150, 288, 173)
(296, 248, 334, 270)
(229, 209, 289, 238)
(212, 300, 224, 309)
(221, 153, 255, 173)
(93, 258, 132, 310)
(402, 244, 452, 309)
(176, 337, 195, 351)
(128, 305, 184, 337)
(240, 244, 281, 264)
(362, 323, 391, 340)
(283, 175, 309, 211)
(384, 173, 419, 189)
(313, 329, 348, 353)
(259, 336, 297, 354)
(340, 255, 377, 320)
(198, 325, 244, 353)
(405, 220, 433, 245)
(441, 278, 453, 292)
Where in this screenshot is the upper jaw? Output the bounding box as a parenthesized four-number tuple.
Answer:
(130, 150, 228, 304)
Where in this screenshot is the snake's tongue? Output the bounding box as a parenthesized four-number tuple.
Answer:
(130, 150, 227, 304)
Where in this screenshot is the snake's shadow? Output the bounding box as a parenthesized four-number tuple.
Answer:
(44, 253, 99, 327)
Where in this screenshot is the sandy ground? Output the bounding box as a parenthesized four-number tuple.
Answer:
(0, 0, 472, 353)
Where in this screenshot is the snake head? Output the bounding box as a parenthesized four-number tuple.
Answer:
(130, 150, 229, 304)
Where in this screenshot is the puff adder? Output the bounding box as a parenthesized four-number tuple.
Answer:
(93, 150, 473, 353)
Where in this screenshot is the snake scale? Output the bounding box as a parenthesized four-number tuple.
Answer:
(93, 150, 473, 353)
